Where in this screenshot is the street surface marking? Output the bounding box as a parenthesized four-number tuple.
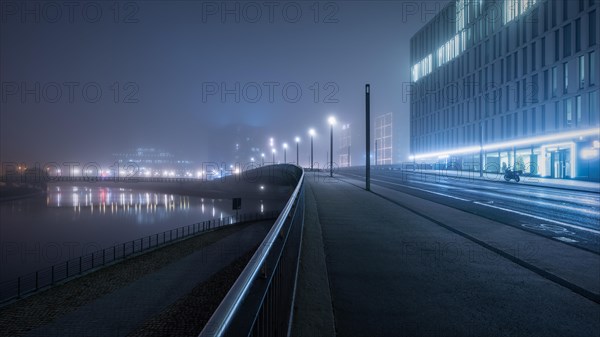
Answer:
(370, 178, 472, 202)
(554, 237, 579, 243)
(474, 201, 600, 235)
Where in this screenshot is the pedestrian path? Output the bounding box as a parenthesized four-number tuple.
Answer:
(292, 174, 600, 337)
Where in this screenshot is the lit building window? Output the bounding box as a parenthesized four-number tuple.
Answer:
(504, 0, 538, 24)
(579, 55, 585, 89)
(411, 54, 432, 82)
(563, 62, 569, 94)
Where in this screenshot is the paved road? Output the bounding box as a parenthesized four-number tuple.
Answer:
(337, 167, 600, 253)
(297, 172, 600, 337)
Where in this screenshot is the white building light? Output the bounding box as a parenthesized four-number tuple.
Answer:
(413, 128, 600, 160)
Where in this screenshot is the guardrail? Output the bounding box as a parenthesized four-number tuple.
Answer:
(199, 166, 305, 337)
(0, 211, 278, 305)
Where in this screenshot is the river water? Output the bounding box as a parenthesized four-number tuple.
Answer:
(0, 182, 282, 282)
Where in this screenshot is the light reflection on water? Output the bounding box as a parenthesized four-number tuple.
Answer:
(46, 186, 198, 220)
(0, 183, 279, 282)
(43, 185, 270, 224)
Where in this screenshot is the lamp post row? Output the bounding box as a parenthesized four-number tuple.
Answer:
(255, 84, 371, 190)
(262, 119, 336, 174)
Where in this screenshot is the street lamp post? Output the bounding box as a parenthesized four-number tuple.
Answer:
(365, 84, 371, 191)
(283, 143, 288, 164)
(328, 116, 336, 177)
(295, 137, 300, 166)
(272, 148, 276, 164)
(309, 129, 315, 170)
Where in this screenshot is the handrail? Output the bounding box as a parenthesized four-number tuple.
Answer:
(200, 165, 304, 337)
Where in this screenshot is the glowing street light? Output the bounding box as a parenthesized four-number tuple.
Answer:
(328, 116, 336, 177)
(295, 137, 301, 165)
(309, 128, 316, 170)
(261, 153, 265, 166)
(283, 143, 288, 163)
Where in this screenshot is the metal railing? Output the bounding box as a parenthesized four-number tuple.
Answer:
(200, 166, 305, 337)
(0, 211, 278, 305)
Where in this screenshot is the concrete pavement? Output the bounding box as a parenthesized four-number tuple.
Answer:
(292, 173, 600, 337)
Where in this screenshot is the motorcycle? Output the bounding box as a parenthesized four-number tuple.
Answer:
(504, 169, 522, 182)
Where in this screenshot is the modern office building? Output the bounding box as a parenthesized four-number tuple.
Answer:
(375, 113, 394, 165)
(113, 148, 195, 177)
(410, 0, 599, 180)
(339, 123, 352, 167)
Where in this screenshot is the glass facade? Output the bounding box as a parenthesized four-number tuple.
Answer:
(410, 0, 600, 181)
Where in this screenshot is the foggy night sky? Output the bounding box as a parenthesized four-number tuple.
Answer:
(1, 1, 450, 166)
